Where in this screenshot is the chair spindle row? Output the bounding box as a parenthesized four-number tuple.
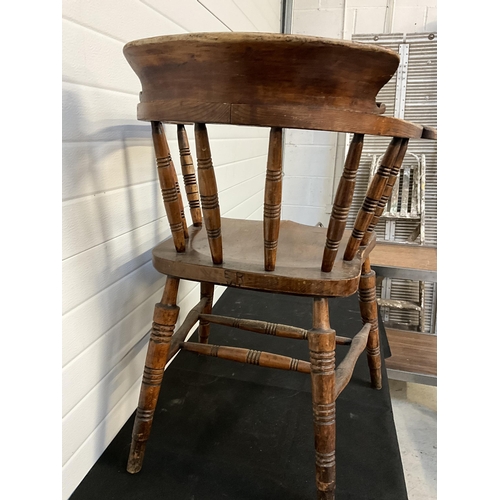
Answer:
(361, 139, 409, 245)
(152, 122, 411, 272)
(151, 121, 187, 253)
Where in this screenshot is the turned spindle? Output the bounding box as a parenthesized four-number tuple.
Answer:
(177, 124, 202, 227)
(151, 122, 186, 253)
(343, 137, 402, 261)
(195, 123, 223, 265)
(322, 134, 364, 272)
(361, 139, 409, 245)
(263, 127, 283, 271)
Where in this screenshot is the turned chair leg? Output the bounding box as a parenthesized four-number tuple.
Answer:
(358, 258, 383, 389)
(198, 282, 214, 344)
(308, 298, 336, 500)
(127, 276, 180, 473)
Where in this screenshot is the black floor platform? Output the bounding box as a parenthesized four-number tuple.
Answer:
(70, 288, 407, 500)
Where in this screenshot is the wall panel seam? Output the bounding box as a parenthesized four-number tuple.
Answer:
(63, 15, 129, 44)
(232, 1, 261, 31)
(62, 258, 156, 317)
(62, 179, 158, 203)
(217, 170, 266, 193)
(139, 0, 199, 32)
(62, 215, 167, 262)
(63, 285, 199, 418)
(62, 79, 139, 97)
(62, 371, 144, 467)
(196, 0, 233, 31)
(224, 187, 264, 214)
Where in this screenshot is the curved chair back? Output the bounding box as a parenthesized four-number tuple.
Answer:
(123, 33, 435, 272)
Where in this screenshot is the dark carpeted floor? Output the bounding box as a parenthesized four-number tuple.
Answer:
(70, 288, 407, 500)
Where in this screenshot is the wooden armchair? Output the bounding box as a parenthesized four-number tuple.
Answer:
(122, 32, 437, 499)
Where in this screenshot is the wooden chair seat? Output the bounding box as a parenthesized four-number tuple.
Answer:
(153, 218, 376, 297)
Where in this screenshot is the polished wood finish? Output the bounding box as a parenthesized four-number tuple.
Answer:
(127, 277, 180, 473)
(195, 123, 223, 265)
(151, 122, 186, 253)
(123, 32, 437, 500)
(177, 124, 202, 227)
(322, 134, 364, 272)
(181, 341, 311, 373)
(263, 127, 283, 271)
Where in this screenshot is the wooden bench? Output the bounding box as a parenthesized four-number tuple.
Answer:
(370, 242, 437, 385)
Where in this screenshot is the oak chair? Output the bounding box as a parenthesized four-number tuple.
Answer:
(122, 32, 437, 499)
(369, 152, 428, 331)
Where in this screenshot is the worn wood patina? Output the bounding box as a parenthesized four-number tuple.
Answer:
(122, 32, 437, 499)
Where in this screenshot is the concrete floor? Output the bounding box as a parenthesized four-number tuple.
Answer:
(389, 380, 437, 500)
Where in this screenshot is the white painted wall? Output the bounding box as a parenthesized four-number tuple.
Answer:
(62, 2, 281, 498)
(283, 0, 437, 227)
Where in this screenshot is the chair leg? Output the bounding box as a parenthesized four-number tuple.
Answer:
(198, 282, 214, 344)
(308, 298, 336, 500)
(358, 258, 382, 389)
(127, 276, 180, 473)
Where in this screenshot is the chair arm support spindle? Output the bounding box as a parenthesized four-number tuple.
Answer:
(361, 139, 409, 245)
(344, 137, 402, 260)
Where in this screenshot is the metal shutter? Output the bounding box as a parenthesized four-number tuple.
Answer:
(349, 32, 437, 334)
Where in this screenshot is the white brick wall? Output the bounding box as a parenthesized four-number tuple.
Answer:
(61, 2, 280, 498)
(283, 0, 437, 228)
